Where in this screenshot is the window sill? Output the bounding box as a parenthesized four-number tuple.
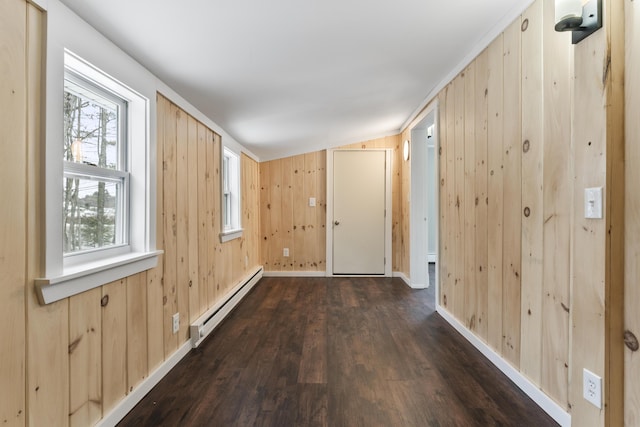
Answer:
(220, 228, 243, 243)
(35, 250, 163, 305)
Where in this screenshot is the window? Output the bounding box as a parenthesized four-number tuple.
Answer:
(220, 147, 242, 242)
(36, 49, 159, 305)
(63, 71, 128, 260)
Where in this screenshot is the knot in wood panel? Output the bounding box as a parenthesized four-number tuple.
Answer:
(624, 330, 639, 352)
(523, 140, 530, 153)
(521, 18, 529, 32)
(100, 295, 109, 307)
(524, 207, 531, 217)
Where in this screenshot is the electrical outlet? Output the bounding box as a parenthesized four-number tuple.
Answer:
(309, 197, 316, 207)
(172, 313, 180, 334)
(583, 368, 602, 409)
(283, 248, 289, 257)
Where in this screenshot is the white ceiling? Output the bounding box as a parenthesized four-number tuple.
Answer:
(58, 0, 532, 160)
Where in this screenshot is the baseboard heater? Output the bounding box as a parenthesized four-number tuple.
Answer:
(190, 266, 263, 348)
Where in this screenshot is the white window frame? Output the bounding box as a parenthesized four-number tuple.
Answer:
(220, 146, 242, 242)
(36, 4, 160, 306)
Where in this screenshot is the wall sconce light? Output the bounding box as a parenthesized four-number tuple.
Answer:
(403, 140, 410, 162)
(555, 0, 602, 44)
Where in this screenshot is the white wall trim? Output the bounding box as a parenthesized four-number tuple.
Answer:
(96, 340, 192, 427)
(392, 271, 411, 287)
(436, 304, 571, 427)
(28, 0, 47, 11)
(400, 0, 535, 133)
(262, 271, 327, 277)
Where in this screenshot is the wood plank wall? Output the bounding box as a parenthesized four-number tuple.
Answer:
(0, 2, 260, 420)
(626, 1, 640, 425)
(259, 135, 404, 274)
(435, 0, 575, 412)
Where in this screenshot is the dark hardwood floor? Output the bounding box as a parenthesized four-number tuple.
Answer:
(119, 270, 557, 426)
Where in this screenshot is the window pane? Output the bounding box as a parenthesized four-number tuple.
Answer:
(63, 176, 124, 254)
(63, 78, 121, 170)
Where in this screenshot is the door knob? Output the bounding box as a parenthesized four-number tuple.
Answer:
(334, 220, 340, 226)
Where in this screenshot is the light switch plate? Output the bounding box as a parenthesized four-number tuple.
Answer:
(309, 197, 316, 207)
(584, 187, 603, 219)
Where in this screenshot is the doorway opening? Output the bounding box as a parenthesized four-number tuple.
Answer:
(409, 106, 438, 301)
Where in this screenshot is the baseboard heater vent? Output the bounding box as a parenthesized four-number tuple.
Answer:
(190, 266, 263, 348)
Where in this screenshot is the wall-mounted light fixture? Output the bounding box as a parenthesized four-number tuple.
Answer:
(403, 140, 410, 162)
(427, 125, 434, 139)
(555, 0, 602, 44)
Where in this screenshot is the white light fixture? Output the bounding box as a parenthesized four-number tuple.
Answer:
(427, 125, 434, 139)
(71, 139, 83, 163)
(555, 0, 602, 44)
(403, 140, 410, 162)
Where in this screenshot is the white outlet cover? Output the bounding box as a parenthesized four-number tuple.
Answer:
(583, 368, 602, 409)
(584, 187, 603, 219)
(172, 313, 180, 334)
(283, 248, 289, 257)
(309, 197, 316, 207)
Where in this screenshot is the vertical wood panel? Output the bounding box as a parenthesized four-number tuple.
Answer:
(463, 64, 477, 331)
(541, 0, 571, 407)
(147, 94, 166, 373)
(26, 2, 70, 426)
(69, 289, 102, 427)
(214, 133, 225, 296)
(260, 161, 272, 270)
(304, 153, 319, 270)
(520, 0, 544, 382)
(0, 0, 26, 423)
(269, 160, 283, 270)
(486, 34, 505, 352)
(626, 0, 640, 424)
(453, 73, 465, 320)
(175, 108, 190, 342)
(316, 151, 327, 272)
(163, 101, 179, 356)
(501, 19, 522, 366)
(442, 82, 456, 309)
(126, 272, 148, 392)
(281, 157, 294, 270)
(292, 156, 306, 271)
(205, 130, 216, 305)
(187, 116, 200, 321)
(474, 49, 489, 341)
(102, 279, 127, 414)
(438, 88, 448, 308)
(571, 11, 608, 426)
(197, 122, 209, 312)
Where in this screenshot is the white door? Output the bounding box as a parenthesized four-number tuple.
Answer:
(332, 150, 386, 274)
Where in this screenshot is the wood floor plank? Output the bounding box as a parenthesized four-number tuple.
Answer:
(119, 275, 558, 427)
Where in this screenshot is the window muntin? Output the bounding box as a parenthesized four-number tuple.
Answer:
(62, 71, 129, 257)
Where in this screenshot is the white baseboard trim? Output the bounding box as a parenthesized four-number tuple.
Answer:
(262, 270, 326, 277)
(392, 271, 412, 287)
(96, 340, 192, 427)
(436, 304, 571, 427)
